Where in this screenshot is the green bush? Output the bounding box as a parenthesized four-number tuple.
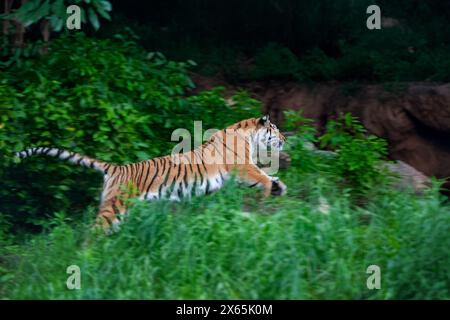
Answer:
(318, 113, 388, 194)
(2, 103, 449, 299)
(283, 111, 389, 199)
(2, 155, 449, 299)
(252, 43, 300, 80)
(282, 110, 323, 174)
(99, 0, 450, 83)
(0, 33, 259, 233)
(296, 48, 338, 82)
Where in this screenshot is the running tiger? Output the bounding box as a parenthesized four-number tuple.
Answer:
(16, 116, 287, 233)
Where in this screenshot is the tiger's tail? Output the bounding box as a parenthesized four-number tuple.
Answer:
(16, 147, 114, 173)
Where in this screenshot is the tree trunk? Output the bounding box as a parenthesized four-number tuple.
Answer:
(40, 18, 50, 54)
(2, 0, 14, 36)
(12, 0, 27, 49)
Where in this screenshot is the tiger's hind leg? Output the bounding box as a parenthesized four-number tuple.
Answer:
(95, 197, 123, 235)
(95, 180, 139, 235)
(96, 193, 135, 234)
(114, 197, 131, 228)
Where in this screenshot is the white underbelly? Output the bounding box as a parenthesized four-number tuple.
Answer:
(140, 172, 229, 201)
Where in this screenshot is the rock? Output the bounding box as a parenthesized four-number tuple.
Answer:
(191, 75, 450, 191)
(282, 142, 431, 193)
(381, 161, 431, 193)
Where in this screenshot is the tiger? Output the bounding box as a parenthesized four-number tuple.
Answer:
(16, 115, 287, 233)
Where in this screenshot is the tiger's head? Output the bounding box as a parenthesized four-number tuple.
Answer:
(253, 115, 286, 152)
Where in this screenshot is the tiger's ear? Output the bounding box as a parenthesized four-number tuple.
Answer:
(259, 115, 270, 126)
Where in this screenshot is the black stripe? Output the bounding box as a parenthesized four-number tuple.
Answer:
(185, 155, 194, 194)
(135, 162, 145, 187)
(197, 164, 207, 186)
(188, 160, 193, 175)
(177, 183, 183, 198)
(167, 162, 181, 195)
(141, 160, 153, 192)
(212, 142, 225, 163)
(174, 164, 185, 197)
(108, 175, 121, 193)
(129, 163, 135, 180)
(56, 149, 63, 158)
(183, 164, 189, 191)
(222, 139, 239, 158)
(158, 158, 171, 198)
(145, 159, 160, 195)
(195, 162, 204, 187)
(199, 149, 209, 181)
(175, 163, 182, 181)
(205, 179, 211, 194)
(124, 164, 129, 177)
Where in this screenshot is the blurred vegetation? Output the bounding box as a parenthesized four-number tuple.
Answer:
(0, 33, 260, 233)
(1, 0, 450, 300)
(1, 0, 112, 62)
(1, 0, 112, 32)
(103, 0, 450, 82)
(318, 113, 388, 196)
(2, 114, 449, 299)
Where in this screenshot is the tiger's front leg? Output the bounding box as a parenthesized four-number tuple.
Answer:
(269, 176, 287, 196)
(235, 165, 287, 197)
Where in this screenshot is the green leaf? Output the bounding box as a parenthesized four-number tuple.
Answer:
(100, 0, 112, 11)
(49, 16, 63, 32)
(96, 7, 111, 20)
(88, 8, 100, 30)
(51, 0, 66, 18)
(187, 59, 197, 67)
(17, 0, 51, 27)
(80, 8, 87, 23)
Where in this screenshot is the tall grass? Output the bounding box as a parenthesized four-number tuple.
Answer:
(1, 165, 449, 299)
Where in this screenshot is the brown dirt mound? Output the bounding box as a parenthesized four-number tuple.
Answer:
(191, 74, 450, 190)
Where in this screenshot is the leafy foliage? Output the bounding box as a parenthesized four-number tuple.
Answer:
(2, 69, 449, 298)
(0, 33, 259, 232)
(252, 43, 300, 80)
(107, 0, 450, 82)
(2, 150, 449, 299)
(282, 110, 322, 173)
(284, 111, 389, 197)
(2, 0, 112, 32)
(318, 113, 388, 194)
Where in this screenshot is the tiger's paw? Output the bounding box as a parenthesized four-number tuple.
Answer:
(271, 178, 287, 196)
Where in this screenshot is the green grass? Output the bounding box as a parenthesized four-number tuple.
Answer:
(1, 166, 449, 300)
